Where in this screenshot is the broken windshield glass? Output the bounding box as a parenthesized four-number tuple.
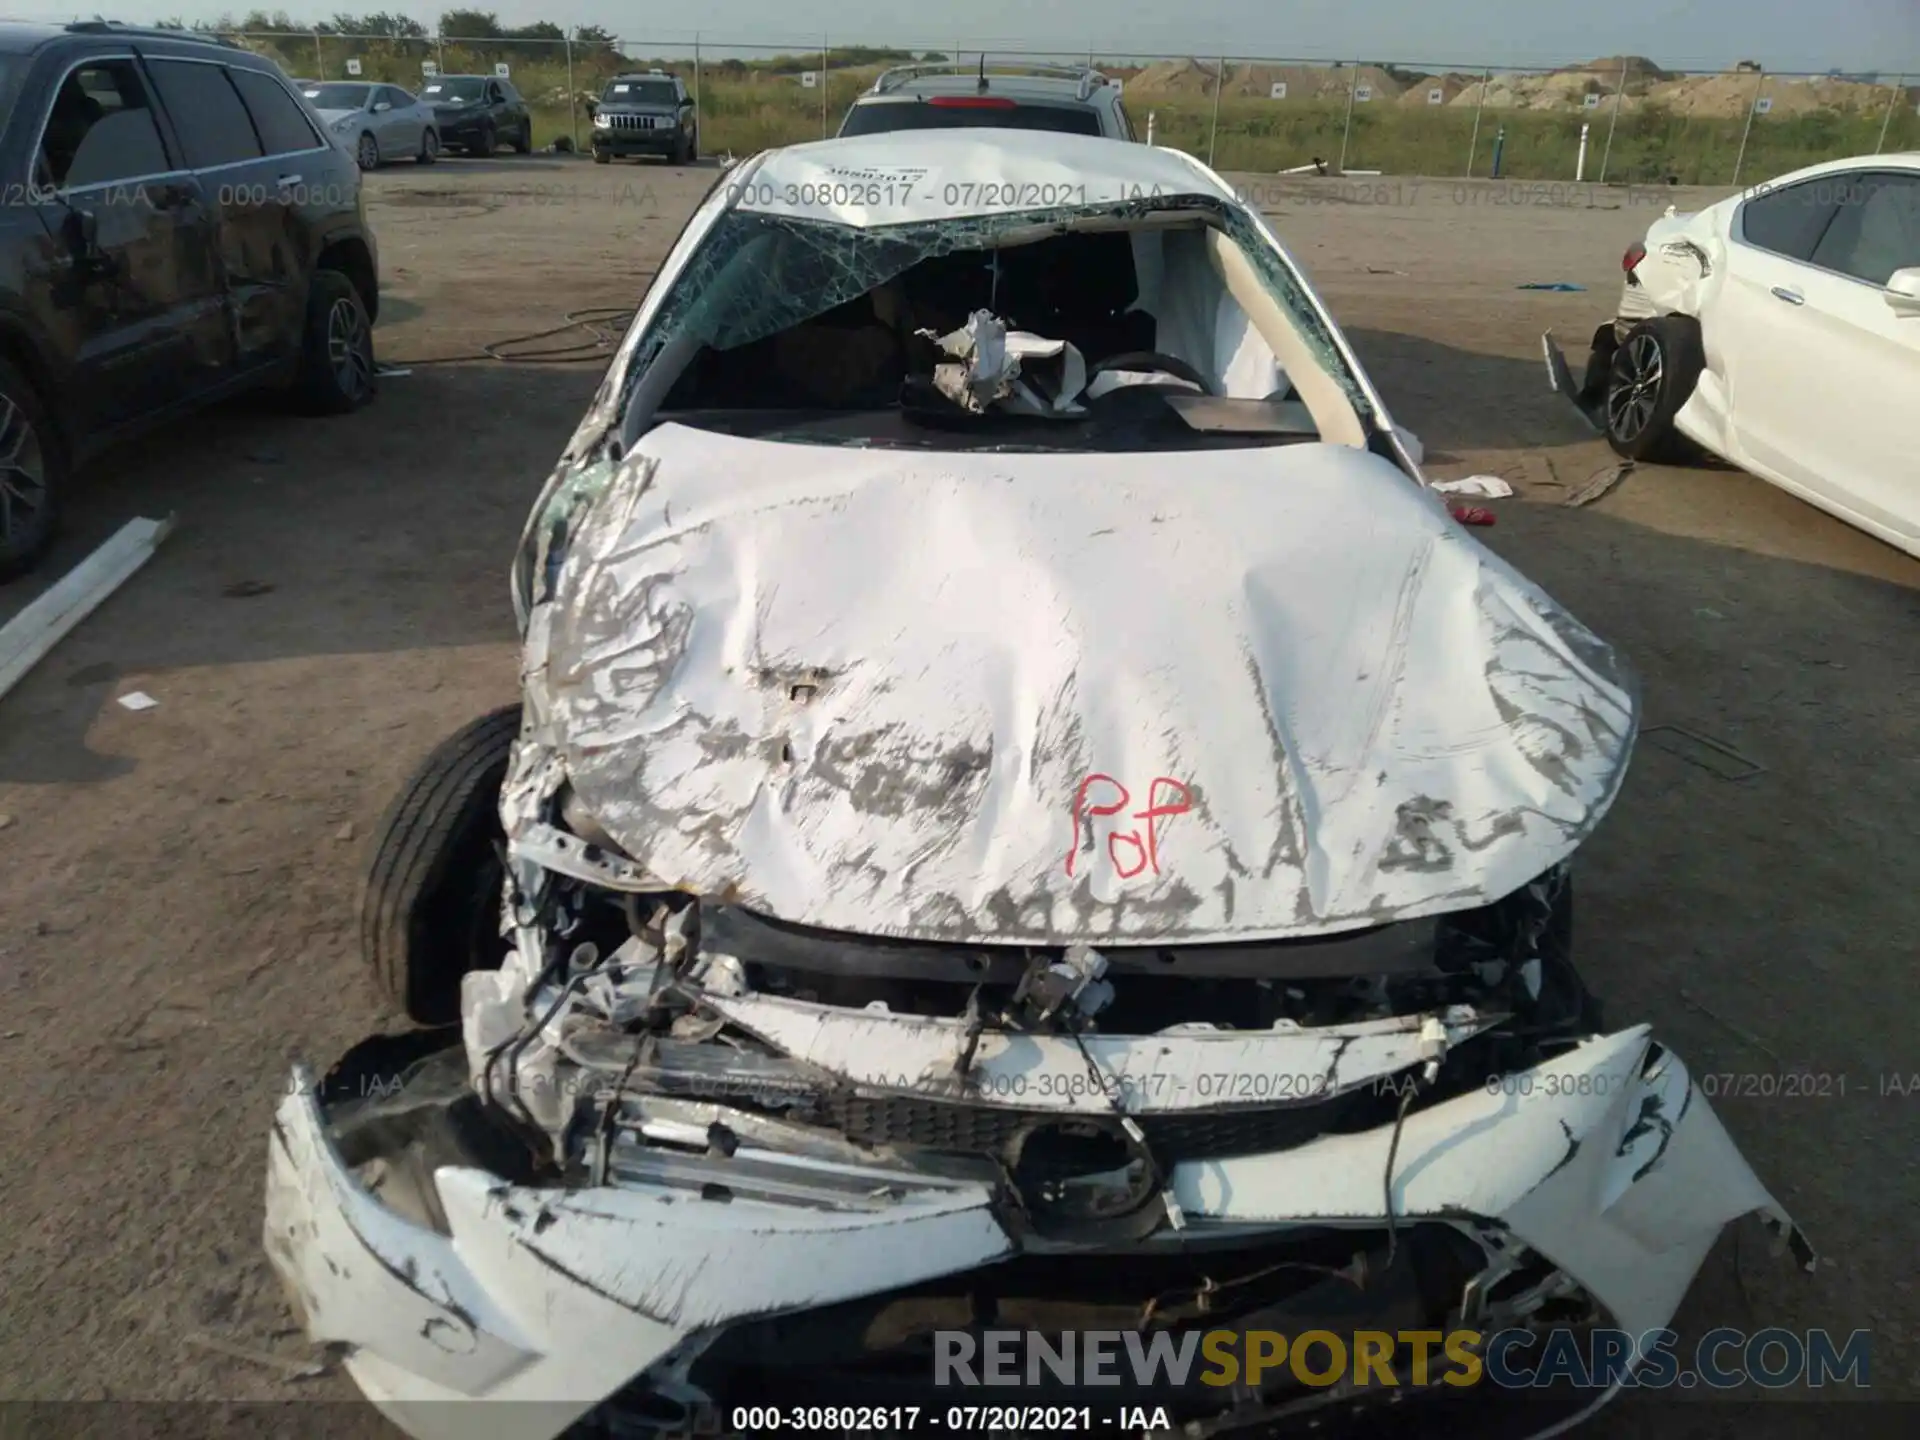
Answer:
(613, 195, 1370, 425)
(515, 192, 1381, 607)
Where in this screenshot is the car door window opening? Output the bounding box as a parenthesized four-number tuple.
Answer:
(145, 58, 265, 171)
(1808, 174, 1920, 287)
(228, 66, 323, 158)
(39, 58, 174, 191)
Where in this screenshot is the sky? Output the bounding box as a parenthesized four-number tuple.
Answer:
(16, 0, 1920, 75)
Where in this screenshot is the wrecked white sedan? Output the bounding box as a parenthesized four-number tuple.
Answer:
(1544, 152, 1920, 558)
(268, 130, 1807, 1440)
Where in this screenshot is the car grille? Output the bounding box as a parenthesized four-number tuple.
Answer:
(820, 1086, 1391, 1163)
(605, 113, 666, 131)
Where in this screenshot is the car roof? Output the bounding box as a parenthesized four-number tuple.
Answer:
(0, 18, 245, 54)
(733, 128, 1232, 226)
(861, 71, 1111, 105)
(0, 21, 66, 52)
(1752, 150, 1920, 190)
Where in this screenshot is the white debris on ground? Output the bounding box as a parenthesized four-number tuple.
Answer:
(1432, 475, 1516, 498)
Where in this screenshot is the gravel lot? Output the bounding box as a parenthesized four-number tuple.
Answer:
(1, 156, 1914, 1431)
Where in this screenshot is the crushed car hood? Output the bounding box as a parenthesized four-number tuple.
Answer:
(523, 425, 1637, 944)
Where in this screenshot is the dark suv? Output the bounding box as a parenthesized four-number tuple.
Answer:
(590, 71, 696, 164)
(0, 21, 381, 580)
(418, 73, 532, 157)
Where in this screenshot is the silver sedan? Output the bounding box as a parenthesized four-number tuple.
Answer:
(302, 81, 440, 169)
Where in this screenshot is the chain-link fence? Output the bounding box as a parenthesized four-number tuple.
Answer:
(187, 29, 1920, 184)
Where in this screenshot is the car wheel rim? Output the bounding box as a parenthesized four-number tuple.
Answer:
(326, 297, 372, 399)
(0, 392, 47, 547)
(1606, 332, 1664, 442)
(358, 135, 377, 169)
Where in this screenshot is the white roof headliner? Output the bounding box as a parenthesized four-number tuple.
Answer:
(731, 129, 1238, 227)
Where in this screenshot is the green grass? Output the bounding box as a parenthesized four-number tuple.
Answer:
(269, 39, 1920, 182)
(1156, 95, 1918, 183)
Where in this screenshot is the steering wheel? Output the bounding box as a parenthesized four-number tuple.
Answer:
(1084, 351, 1214, 395)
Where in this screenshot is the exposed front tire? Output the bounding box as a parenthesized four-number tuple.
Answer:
(293, 269, 377, 416)
(511, 121, 532, 154)
(1603, 316, 1704, 462)
(360, 704, 521, 1025)
(0, 358, 62, 583)
(418, 128, 439, 164)
(592, 148, 611, 164)
(469, 122, 495, 157)
(355, 131, 379, 171)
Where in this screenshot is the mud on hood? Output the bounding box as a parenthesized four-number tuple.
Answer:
(522, 425, 1636, 944)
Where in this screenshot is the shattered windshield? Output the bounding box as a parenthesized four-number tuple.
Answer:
(522, 196, 1373, 628)
(616, 196, 1367, 420)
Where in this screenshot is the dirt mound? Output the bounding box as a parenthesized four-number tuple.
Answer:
(1397, 73, 1478, 107)
(1123, 54, 1898, 118)
(1643, 71, 1892, 117)
(1130, 60, 1403, 102)
(1561, 54, 1671, 81)
(1434, 65, 1897, 118)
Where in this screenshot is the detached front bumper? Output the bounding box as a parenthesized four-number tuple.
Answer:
(265, 1025, 1806, 1440)
(1541, 322, 1624, 434)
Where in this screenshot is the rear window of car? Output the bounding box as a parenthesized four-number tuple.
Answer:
(838, 99, 1103, 138)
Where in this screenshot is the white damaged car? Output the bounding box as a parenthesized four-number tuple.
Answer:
(267, 130, 1808, 1440)
(1544, 152, 1920, 558)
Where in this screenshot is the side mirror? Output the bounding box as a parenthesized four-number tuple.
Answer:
(372, 101, 392, 113)
(1886, 267, 1920, 317)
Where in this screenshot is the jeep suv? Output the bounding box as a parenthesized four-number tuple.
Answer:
(0, 21, 382, 579)
(837, 63, 1136, 140)
(590, 71, 696, 165)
